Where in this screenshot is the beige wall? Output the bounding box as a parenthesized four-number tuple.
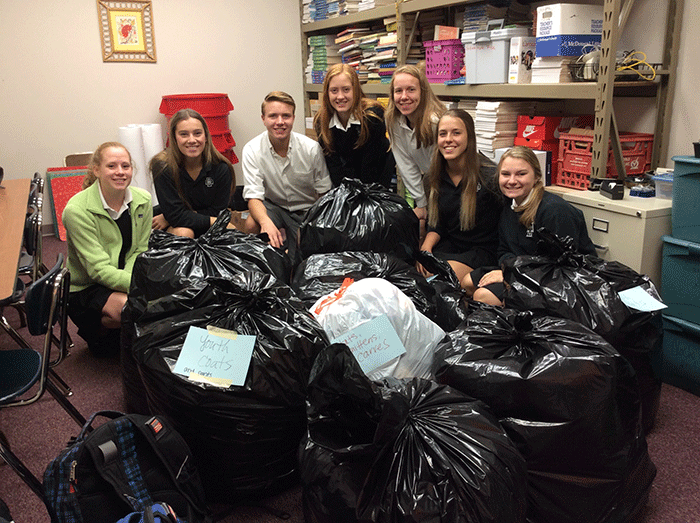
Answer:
(1, 0, 698, 226)
(0, 0, 305, 197)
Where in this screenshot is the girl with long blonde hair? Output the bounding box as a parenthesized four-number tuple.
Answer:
(385, 64, 446, 221)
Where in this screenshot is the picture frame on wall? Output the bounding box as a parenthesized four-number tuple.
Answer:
(97, 0, 156, 63)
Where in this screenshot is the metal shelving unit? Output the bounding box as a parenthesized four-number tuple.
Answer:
(300, 0, 681, 172)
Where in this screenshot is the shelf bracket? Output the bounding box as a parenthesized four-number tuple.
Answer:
(592, 0, 624, 180)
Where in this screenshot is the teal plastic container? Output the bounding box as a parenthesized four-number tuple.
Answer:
(671, 155, 700, 243)
(659, 315, 700, 397)
(662, 235, 700, 325)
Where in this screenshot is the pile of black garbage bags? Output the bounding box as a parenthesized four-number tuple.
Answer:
(122, 179, 660, 522)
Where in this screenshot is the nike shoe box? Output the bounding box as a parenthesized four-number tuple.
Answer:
(517, 115, 594, 141)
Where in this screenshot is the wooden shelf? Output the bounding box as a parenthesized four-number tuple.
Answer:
(306, 81, 658, 99)
(302, 5, 396, 34)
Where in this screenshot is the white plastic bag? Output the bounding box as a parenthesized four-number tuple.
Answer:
(312, 278, 445, 380)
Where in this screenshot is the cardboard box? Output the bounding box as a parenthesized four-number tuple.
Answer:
(508, 37, 536, 84)
(536, 3, 603, 57)
(517, 115, 595, 141)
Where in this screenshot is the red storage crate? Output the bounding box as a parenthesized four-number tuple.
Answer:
(211, 131, 235, 152)
(159, 93, 233, 115)
(221, 148, 239, 165)
(423, 40, 465, 83)
(164, 112, 230, 133)
(556, 132, 654, 190)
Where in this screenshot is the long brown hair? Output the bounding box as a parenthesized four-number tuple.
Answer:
(149, 109, 235, 208)
(426, 110, 481, 230)
(385, 64, 446, 150)
(313, 64, 382, 154)
(497, 145, 544, 228)
(83, 142, 132, 190)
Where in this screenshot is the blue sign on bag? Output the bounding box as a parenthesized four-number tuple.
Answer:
(331, 314, 407, 375)
(173, 326, 255, 387)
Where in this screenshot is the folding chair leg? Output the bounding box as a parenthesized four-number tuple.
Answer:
(48, 369, 73, 397)
(0, 437, 45, 501)
(45, 378, 87, 427)
(0, 314, 32, 350)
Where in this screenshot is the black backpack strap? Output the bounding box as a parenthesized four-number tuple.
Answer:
(127, 415, 210, 521)
(83, 415, 153, 512)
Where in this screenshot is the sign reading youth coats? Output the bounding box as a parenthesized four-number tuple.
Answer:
(331, 314, 406, 375)
(174, 326, 255, 388)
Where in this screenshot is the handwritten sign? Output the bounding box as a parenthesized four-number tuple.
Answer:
(331, 314, 406, 376)
(619, 286, 668, 312)
(173, 326, 256, 388)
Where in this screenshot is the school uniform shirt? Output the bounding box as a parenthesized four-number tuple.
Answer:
(63, 181, 152, 294)
(497, 190, 597, 264)
(153, 161, 233, 238)
(390, 114, 437, 208)
(242, 131, 332, 213)
(428, 157, 502, 259)
(319, 105, 395, 189)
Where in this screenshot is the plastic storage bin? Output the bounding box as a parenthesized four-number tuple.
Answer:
(658, 315, 700, 397)
(556, 132, 654, 190)
(423, 39, 465, 83)
(462, 25, 530, 84)
(671, 156, 700, 243)
(159, 93, 234, 115)
(662, 235, 700, 324)
(651, 173, 673, 199)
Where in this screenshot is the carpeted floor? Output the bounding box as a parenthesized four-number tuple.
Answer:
(2, 235, 700, 522)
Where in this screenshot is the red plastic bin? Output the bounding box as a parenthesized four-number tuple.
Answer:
(423, 40, 465, 83)
(211, 131, 235, 152)
(556, 132, 654, 190)
(159, 93, 233, 116)
(221, 148, 239, 165)
(164, 112, 230, 133)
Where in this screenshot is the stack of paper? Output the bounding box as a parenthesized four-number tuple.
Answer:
(302, 0, 312, 24)
(475, 100, 531, 159)
(531, 57, 575, 84)
(462, 4, 508, 32)
(358, 0, 394, 11)
(457, 99, 478, 122)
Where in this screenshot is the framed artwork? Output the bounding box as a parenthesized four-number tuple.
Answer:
(97, 1, 156, 62)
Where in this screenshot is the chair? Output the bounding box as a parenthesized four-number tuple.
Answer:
(0, 254, 87, 500)
(64, 152, 92, 167)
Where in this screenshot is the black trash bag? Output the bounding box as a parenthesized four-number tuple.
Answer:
(291, 251, 438, 322)
(127, 270, 329, 503)
(298, 179, 420, 263)
(503, 228, 663, 432)
(434, 307, 656, 523)
(300, 343, 528, 523)
(131, 211, 293, 303)
(415, 250, 470, 331)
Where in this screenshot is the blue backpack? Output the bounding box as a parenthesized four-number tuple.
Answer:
(43, 411, 210, 523)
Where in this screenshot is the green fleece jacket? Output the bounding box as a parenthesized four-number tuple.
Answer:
(63, 181, 152, 293)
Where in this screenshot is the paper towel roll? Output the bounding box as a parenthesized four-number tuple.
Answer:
(118, 123, 164, 205)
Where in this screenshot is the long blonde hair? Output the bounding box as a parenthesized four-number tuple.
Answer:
(497, 145, 544, 228)
(385, 64, 446, 150)
(426, 110, 482, 231)
(82, 142, 131, 190)
(314, 64, 383, 153)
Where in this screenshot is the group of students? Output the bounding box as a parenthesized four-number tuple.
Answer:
(62, 62, 595, 355)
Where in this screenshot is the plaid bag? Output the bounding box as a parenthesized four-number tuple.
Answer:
(43, 411, 209, 523)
